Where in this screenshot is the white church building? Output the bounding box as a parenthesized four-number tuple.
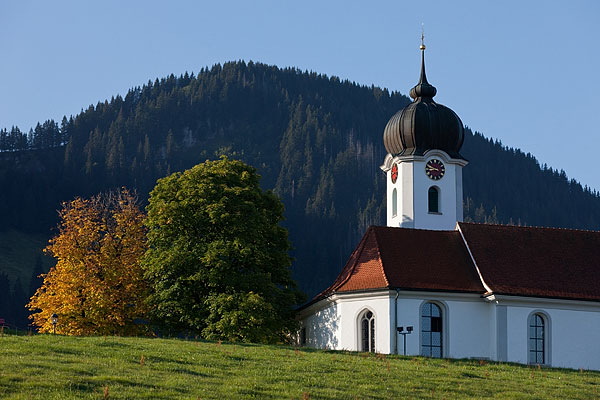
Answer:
(297, 43, 600, 371)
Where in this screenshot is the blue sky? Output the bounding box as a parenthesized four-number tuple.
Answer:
(1, 1, 599, 189)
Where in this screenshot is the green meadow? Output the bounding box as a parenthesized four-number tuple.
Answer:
(0, 334, 598, 399)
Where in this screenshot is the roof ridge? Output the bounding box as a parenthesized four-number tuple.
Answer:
(456, 223, 492, 293)
(372, 225, 456, 233)
(334, 226, 376, 291)
(322, 226, 374, 295)
(371, 227, 390, 287)
(458, 221, 600, 234)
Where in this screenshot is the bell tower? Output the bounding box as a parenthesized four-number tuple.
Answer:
(380, 39, 467, 230)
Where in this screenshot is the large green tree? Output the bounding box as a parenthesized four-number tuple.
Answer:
(143, 156, 304, 343)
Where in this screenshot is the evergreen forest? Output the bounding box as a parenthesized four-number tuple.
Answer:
(1, 61, 599, 328)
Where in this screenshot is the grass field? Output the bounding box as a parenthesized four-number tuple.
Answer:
(0, 334, 598, 399)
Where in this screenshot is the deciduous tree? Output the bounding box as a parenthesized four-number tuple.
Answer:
(27, 189, 149, 335)
(143, 157, 304, 343)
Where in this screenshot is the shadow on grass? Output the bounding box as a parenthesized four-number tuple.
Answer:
(225, 354, 249, 362)
(96, 376, 156, 389)
(461, 372, 483, 379)
(51, 347, 84, 356)
(96, 341, 129, 348)
(144, 355, 198, 366)
(171, 368, 209, 377)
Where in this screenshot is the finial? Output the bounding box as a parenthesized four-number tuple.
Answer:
(409, 24, 437, 100)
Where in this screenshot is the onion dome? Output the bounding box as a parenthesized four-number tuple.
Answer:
(383, 44, 465, 159)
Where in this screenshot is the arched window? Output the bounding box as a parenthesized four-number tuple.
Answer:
(392, 188, 398, 217)
(359, 310, 375, 352)
(529, 313, 545, 364)
(428, 187, 439, 213)
(421, 302, 443, 358)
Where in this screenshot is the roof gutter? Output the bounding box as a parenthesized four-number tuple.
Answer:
(394, 289, 400, 355)
(456, 222, 493, 294)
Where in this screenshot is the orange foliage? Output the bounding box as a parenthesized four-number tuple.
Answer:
(27, 188, 149, 335)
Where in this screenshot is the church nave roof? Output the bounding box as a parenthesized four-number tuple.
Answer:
(313, 223, 600, 304)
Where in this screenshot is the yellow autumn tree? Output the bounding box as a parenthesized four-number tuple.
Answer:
(27, 188, 149, 335)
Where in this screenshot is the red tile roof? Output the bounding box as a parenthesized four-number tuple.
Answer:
(315, 223, 600, 303)
(458, 222, 600, 301)
(317, 226, 485, 298)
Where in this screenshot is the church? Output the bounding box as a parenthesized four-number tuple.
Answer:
(296, 42, 600, 371)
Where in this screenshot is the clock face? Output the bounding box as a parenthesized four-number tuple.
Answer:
(391, 163, 398, 183)
(425, 159, 445, 180)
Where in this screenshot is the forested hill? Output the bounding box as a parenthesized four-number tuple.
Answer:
(1, 61, 600, 306)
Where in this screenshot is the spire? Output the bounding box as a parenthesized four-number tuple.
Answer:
(409, 28, 437, 100)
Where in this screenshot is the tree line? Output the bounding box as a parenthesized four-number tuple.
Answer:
(0, 119, 68, 152)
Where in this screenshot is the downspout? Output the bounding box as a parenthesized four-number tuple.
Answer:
(394, 289, 400, 354)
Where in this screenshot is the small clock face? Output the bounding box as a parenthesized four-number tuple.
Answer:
(425, 159, 445, 180)
(391, 163, 398, 183)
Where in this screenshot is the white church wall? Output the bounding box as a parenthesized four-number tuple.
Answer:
(299, 291, 392, 353)
(299, 301, 341, 350)
(500, 297, 600, 370)
(395, 291, 491, 359)
(550, 308, 600, 371)
(300, 292, 600, 371)
(454, 162, 464, 222)
(336, 292, 392, 353)
(386, 161, 414, 227)
(445, 298, 491, 359)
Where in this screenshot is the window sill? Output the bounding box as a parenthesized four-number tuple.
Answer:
(428, 212, 442, 215)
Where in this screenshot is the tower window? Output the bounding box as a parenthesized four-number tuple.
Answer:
(428, 186, 439, 213)
(392, 188, 397, 217)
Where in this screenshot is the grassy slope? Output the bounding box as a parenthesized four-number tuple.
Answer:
(0, 335, 598, 399)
